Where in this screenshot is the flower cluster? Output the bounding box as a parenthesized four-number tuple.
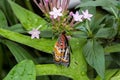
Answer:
(33, 0, 71, 33)
(33, 0, 70, 16)
(29, 0, 93, 39)
(72, 10, 93, 22)
(70, 10, 93, 26)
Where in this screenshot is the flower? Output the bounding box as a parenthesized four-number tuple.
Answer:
(49, 7, 63, 19)
(28, 25, 42, 39)
(72, 11, 83, 22)
(69, 11, 73, 16)
(82, 10, 93, 21)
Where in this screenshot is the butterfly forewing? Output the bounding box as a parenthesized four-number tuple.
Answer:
(53, 32, 70, 67)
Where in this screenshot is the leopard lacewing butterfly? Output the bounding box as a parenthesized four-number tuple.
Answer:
(53, 31, 70, 67)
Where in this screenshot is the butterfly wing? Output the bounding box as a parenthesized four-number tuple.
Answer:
(53, 32, 70, 67)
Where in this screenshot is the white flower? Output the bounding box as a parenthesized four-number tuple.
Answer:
(82, 10, 93, 21)
(49, 7, 63, 19)
(72, 11, 83, 22)
(28, 25, 42, 39)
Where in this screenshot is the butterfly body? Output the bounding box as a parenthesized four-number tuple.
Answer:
(53, 32, 70, 67)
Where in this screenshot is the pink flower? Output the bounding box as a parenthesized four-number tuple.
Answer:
(82, 10, 93, 21)
(72, 11, 83, 22)
(28, 25, 42, 39)
(69, 11, 73, 16)
(49, 7, 63, 19)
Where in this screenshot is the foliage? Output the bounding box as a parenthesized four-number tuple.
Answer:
(95, 69, 119, 80)
(0, 0, 120, 80)
(8, 0, 48, 31)
(83, 39, 105, 78)
(3, 60, 36, 80)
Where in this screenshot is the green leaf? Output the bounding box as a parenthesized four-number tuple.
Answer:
(4, 24, 26, 33)
(3, 60, 36, 80)
(0, 28, 55, 53)
(9, 24, 26, 33)
(77, 0, 119, 16)
(116, 3, 120, 10)
(95, 69, 118, 80)
(0, 10, 7, 28)
(0, 0, 18, 25)
(105, 44, 120, 53)
(1, 40, 36, 63)
(40, 30, 53, 38)
(72, 31, 88, 38)
(90, 15, 106, 34)
(8, 0, 49, 31)
(95, 28, 117, 39)
(77, 0, 118, 8)
(83, 39, 105, 78)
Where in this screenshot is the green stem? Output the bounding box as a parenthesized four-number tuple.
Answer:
(85, 20, 92, 37)
(110, 7, 118, 19)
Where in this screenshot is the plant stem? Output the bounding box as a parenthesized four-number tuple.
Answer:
(85, 20, 92, 37)
(110, 7, 118, 19)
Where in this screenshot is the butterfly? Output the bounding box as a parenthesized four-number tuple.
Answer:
(53, 31, 70, 67)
